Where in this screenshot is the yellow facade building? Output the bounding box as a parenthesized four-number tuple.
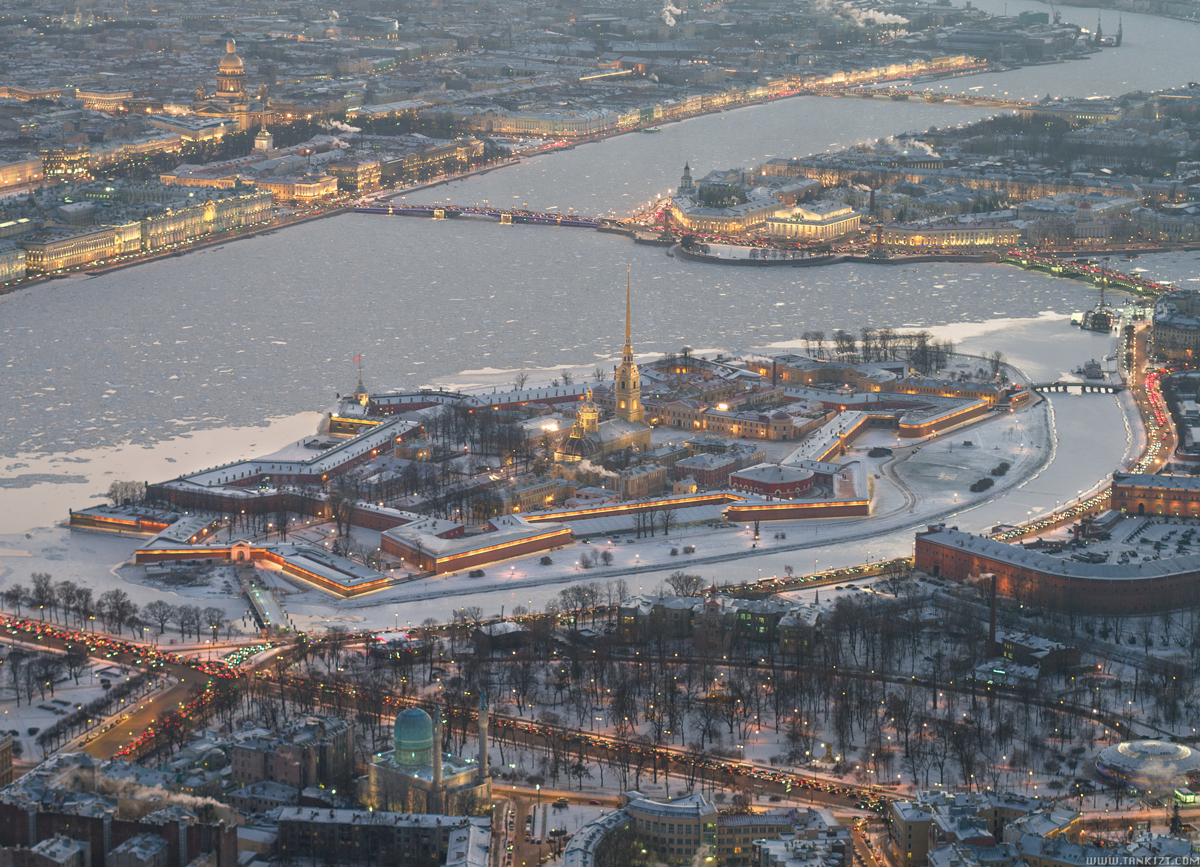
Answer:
(75, 89, 133, 112)
(881, 222, 1022, 248)
(140, 189, 273, 251)
(670, 193, 784, 235)
(0, 243, 26, 283)
(765, 200, 863, 240)
(40, 145, 92, 182)
(253, 174, 339, 203)
(21, 223, 142, 273)
(0, 158, 43, 191)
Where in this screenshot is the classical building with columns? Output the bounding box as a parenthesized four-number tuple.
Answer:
(192, 39, 274, 131)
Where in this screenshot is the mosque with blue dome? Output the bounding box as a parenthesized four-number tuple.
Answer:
(364, 697, 492, 814)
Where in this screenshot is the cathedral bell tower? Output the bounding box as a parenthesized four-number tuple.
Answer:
(578, 389, 600, 435)
(678, 162, 696, 196)
(614, 265, 644, 424)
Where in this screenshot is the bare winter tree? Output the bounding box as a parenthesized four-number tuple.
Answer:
(659, 506, 678, 537)
(30, 573, 53, 620)
(204, 606, 226, 642)
(106, 480, 146, 506)
(513, 371, 529, 391)
(1, 585, 24, 616)
(666, 571, 705, 596)
(175, 605, 201, 640)
(144, 601, 176, 636)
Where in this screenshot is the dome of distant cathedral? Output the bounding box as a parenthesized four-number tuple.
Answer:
(219, 40, 245, 73)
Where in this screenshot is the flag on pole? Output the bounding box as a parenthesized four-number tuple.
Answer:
(353, 355, 361, 362)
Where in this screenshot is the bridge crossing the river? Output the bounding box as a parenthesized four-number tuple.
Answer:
(1031, 381, 1125, 394)
(355, 203, 608, 228)
(999, 251, 1175, 298)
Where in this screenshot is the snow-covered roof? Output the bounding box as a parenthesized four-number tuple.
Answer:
(921, 525, 1200, 581)
(382, 514, 568, 556)
(730, 463, 815, 485)
(272, 806, 475, 827)
(166, 416, 418, 489)
(1114, 472, 1200, 491)
(562, 810, 631, 867)
(624, 792, 716, 820)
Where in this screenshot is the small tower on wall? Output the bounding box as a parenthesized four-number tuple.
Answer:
(353, 356, 369, 407)
(254, 126, 273, 152)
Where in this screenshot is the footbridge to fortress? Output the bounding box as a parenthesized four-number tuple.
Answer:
(1030, 381, 1125, 394)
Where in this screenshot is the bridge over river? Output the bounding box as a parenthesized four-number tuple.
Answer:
(355, 203, 609, 228)
(1031, 381, 1125, 394)
(999, 251, 1177, 298)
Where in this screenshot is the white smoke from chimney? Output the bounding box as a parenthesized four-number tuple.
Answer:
(661, 1, 682, 26)
(808, 0, 908, 26)
(576, 459, 618, 479)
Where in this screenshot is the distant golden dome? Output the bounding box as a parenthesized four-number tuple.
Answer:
(219, 40, 244, 73)
(216, 39, 247, 97)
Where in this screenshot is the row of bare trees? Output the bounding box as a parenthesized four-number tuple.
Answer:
(1, 573, 240, 644)
(33, 670, 154, 757)
(795, 328, 959, 374)
(631, 505, 678, 538)
(217, 582, 1158, 805)
(2, 574, 141, 637)
(142, 601, 230, 641)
